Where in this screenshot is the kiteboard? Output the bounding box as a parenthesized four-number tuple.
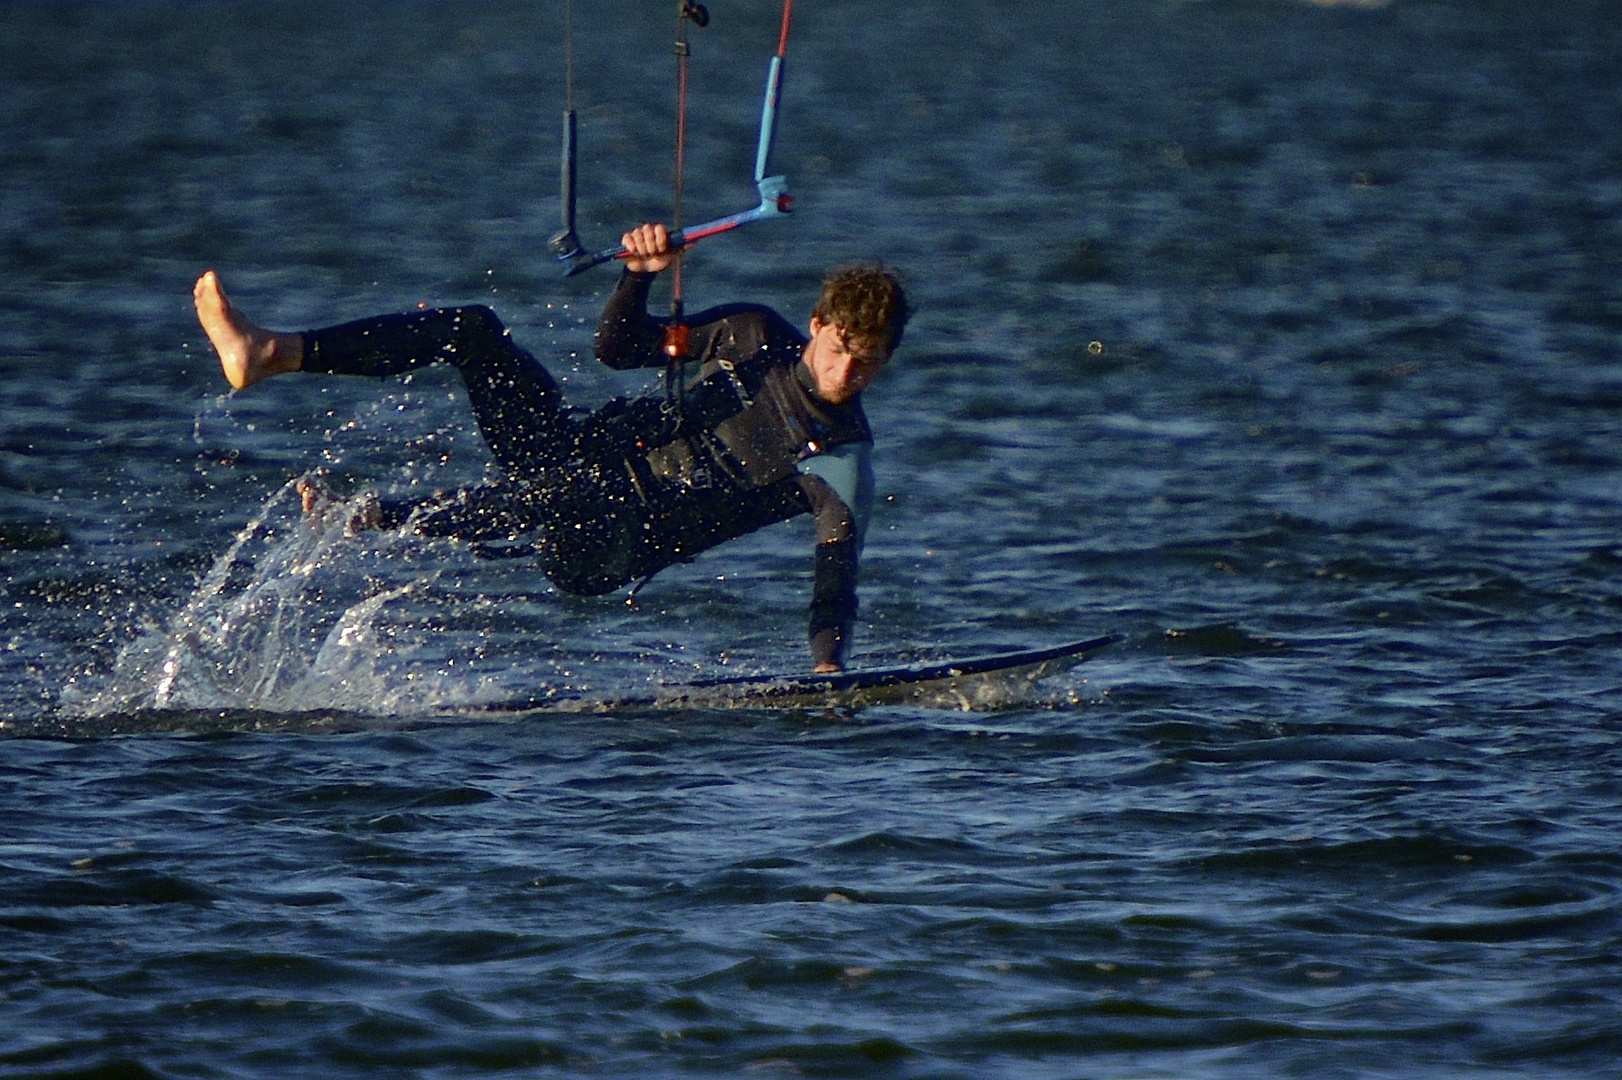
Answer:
(492, 633, 1123, 713)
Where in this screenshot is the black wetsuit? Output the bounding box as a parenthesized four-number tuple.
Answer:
(301, 270, 875, 668)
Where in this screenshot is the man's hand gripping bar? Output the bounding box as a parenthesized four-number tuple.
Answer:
(561, 178, 792, 277)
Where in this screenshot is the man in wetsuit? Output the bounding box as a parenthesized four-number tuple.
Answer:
(191, 222, 908, 671)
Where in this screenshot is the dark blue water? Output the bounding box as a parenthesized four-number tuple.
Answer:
(4, 0, 1621, 1075)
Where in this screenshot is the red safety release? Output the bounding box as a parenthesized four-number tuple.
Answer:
(663, 323, 690, 359)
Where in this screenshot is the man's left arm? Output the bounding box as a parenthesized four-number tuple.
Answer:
(797, 443, 875, 672)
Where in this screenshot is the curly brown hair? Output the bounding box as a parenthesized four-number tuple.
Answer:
(810, 262, 910, 354)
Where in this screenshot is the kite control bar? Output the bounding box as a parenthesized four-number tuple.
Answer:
(557, 0, 796, 277)
(561, 177, 793, 277)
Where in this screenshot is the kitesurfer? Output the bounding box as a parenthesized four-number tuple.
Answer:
(191, 223, 908, 672)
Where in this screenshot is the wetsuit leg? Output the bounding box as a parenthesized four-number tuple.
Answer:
(373, 466, 644, 596)
(303, 305, 577, 472)
(374, 480, 554, 543)
(303, 305, 646, 594)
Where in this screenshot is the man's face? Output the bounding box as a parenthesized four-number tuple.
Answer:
(803, 317, 891, 405)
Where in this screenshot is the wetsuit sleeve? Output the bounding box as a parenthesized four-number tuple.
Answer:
(594, 270, 669, 371)
(796, 442, 874, 547)
(810, 539, 859, 669)
(797, 466, 871, 670)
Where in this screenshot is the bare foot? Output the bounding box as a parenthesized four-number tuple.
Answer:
(340, 494, 383, 536)
(296, 473, 382, 535)
(296, 472, 334, 515)
(193, 270, 305, 389)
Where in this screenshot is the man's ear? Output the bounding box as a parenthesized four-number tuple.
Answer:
(808, 316, 825, 337)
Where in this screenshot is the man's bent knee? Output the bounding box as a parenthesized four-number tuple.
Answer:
(450, 305, 506, 351)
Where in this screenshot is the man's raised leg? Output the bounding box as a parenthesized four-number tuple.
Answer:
(302, 305, 577, 472)
(193, 270, 305, 389)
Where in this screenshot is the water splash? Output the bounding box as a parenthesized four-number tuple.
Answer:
(71, 477, 492, 717)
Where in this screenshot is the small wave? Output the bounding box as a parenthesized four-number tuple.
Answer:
(1162, 624, 1286, 656)
(1193, 833, 1535, 875)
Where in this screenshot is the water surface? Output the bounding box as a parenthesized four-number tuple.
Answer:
(2, 1, 1620, 1076)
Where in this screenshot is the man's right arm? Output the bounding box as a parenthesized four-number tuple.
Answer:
(797, 446, 876, 672)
